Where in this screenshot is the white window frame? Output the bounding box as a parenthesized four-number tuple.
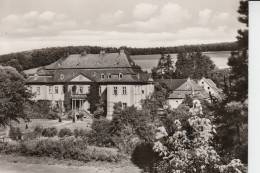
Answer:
(113, 86, 118, 95)
(122, 86, 127, 95)
(49, 86, 53, 94)
(79, 86, 83, 94)
(36, 87, 40, 95)
(101, 73, 105, 80)
(119, 73, 123, 79)
(55, 86, 59, 94)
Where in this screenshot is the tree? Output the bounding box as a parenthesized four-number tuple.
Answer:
(0, 66, 32, 126)
(175, 51, 215, 79)
(5, 59, 23, 72)
(141, 82, 169, 120)
(86, 83, 100, 114)
(153, 109, 246, 173)
(213, 0, 248, 163)
(227, 0, 248, 101)
(152, 54, 176, 79)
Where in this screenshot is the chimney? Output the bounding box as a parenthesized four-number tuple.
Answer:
(100, 50, 106, 55)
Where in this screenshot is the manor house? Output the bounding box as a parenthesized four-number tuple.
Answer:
(25, 50, 154, 119)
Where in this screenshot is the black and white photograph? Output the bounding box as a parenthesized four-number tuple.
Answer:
(0, 0, 253, 172)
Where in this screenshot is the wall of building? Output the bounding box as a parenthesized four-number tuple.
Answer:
(198, 79, 219, 98)
(168, 98, 184, 109)
(30, 85, 64, 101)
(106, 84, 154, 119)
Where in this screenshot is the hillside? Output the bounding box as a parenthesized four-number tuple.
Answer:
(0, 42, 237, 71)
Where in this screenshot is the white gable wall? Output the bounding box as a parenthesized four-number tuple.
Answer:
(106, 84, 154, 120)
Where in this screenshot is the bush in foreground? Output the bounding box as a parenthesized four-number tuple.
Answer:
(19, 136, 123, 162)
(42, 127, 58, 137)
(9, 127, 22, 140)
(58, 128, 73, 138)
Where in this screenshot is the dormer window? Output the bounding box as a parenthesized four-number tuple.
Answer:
(119, 73, 123, 79)
(60, 74, 64, 80)
(101, 73, 105, 80)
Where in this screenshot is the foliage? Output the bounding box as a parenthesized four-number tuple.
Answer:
(63, 85, 71, 111)
(41, 127, 58, 137)
(73, 128, 89, 138)
(86, 83, 101, 114)
(25, 100, 52, 119)
(0, 136, 123, 162)
(175, 51, 215, 79)
(213, 0, 248, 163)
(152, 54, 176, 79)
(131, 142, 160, 173)
(47, 111, 59, 120)
(0, 42, 237, 71)
(89, 118, 114, 147)
(9, 126, 22, 140)
(212, 100, 248, 162)
(0, 66, 32, 126)
(58, 128, 73, 138)
(153, 108, 246, 173)
(141, 82, 169, 119)
(0, 141, 21, 154)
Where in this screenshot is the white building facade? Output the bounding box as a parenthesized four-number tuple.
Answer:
(25, 50, 154, 119)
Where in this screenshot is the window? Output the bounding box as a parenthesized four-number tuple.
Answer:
(108, 73, 112, 79)
(55, 86, 59, 94)
(119, 73, 123, 79)
(36, 87, 40, 95)
(122, 86, 127, 95)
(79, 86, 83, 94)
(142, 90, 144, 94)
(101, 73, 105, 79)
(49, 86, 53, 94)
(113, 87, 118, 95)
(122, 103, 127, 109)
(207, 87, 210, 90)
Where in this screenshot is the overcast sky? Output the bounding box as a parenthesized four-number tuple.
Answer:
(0, 0, 242, 55)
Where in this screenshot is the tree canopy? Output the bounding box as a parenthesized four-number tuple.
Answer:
(0, 42, 237, 72)
(175, 51, 216, 79)
(0, 65, 32, 126)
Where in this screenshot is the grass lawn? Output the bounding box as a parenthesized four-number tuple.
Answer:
(0, 154, 141, 173)
(0, 118, 93, 135)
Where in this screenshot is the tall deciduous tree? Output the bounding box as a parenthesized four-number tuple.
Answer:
(152, 54, 176, 79)
(175, 52, 215, 79)
(0, 66, 32, 126)
(86, 83, 101, 114)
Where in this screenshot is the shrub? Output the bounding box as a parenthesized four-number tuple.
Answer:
(47, 111, 59, 120)
(9, 127, 22, 140)
(42, 127, 57, 137)
(34, 125, 43, 136)
(20, 136, 123, 162)
(74, 128, 89, 138)
(89, 118, 114, 147)
(58, 128, 73, 138)
(0, 141, 21, 154)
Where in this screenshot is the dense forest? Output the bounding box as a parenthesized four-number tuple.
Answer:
(0, 42, 237, 71)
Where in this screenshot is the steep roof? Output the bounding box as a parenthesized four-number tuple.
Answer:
(45, 52, 133, 69)
(156, 79, 202, 91)
(156, 79, 187, 91)
(157, 78, 208, 99)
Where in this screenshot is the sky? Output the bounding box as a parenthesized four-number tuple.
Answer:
(0, 0, 242, 55)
